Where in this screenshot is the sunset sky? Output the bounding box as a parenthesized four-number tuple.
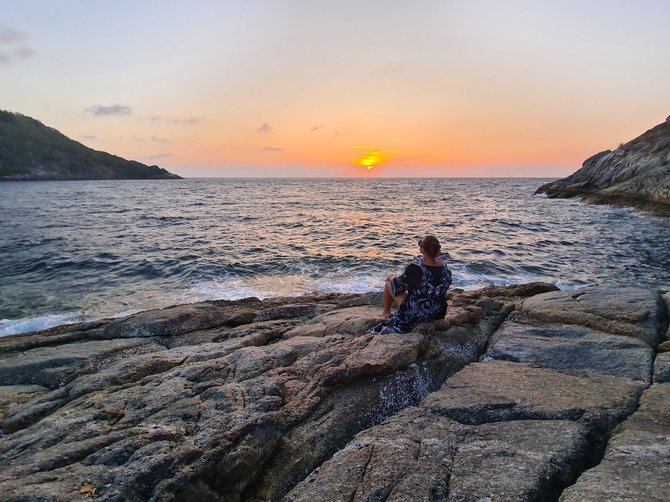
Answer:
(2, 0, 669, 178)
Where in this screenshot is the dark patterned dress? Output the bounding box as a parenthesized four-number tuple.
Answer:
(368, 257, 452, 334)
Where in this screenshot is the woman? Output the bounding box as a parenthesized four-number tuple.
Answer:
(368, 235, 452, 334)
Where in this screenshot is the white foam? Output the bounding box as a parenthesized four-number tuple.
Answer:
(188, 273, 382, 302)
(0, 312, 85, 338)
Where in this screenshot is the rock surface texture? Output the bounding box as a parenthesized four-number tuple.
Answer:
(0, 283, 667, 501)
(536, 116, 670, 215)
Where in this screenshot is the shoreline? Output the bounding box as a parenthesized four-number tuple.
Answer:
(0, 282, 668, 500)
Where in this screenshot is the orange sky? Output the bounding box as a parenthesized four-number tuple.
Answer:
(2, 1, 669, 177)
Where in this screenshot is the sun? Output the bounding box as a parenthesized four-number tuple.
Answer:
(356, 151, 385, 170)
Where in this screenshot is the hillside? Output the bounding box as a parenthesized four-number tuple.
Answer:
(0, 110, 181, 181)
(536, 116, 670, 215)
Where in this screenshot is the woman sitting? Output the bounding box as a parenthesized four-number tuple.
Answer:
(368, 235, 452, 334)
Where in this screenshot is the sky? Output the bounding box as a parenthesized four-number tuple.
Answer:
(1, 0, 669, 178)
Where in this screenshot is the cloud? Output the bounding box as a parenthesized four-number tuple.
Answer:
(173, 116, 203, 124)
(86, 104, 132, 117)
(262, 146, 283, 152)
(151, 135, 172, 143)
(81, 135, 97, 140)
(0, 24, 35, 65)
(310, 124, 323, 132)
(257, 123, 272, 133)
(141, 153, 171, 160)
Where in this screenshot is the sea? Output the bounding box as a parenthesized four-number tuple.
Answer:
(1, 178, 669, 337)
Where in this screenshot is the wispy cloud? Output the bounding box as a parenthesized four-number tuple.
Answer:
(141, 153, 171, 160)
(151, 135, 172, 143)
(310, 124, 323, 132)
(0, 24, 36, 65)
(81, 135, 97, 140)
(262, 146, 283, 152)
(173, 116, 203, 124)
(86, 104, 132, 117)
(257, 123, 272, 133)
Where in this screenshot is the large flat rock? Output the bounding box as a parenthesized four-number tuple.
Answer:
(423, 361, 644, 431)
(560, 383, 670, 502)
(485, 318, 654, 382)
(521, 287, 667, 346)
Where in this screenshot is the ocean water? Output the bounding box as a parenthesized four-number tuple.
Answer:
(1, 178, 669, 336)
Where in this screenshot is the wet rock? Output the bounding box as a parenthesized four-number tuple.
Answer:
(485, 318, 654, 382)
(522, 287, 667, 346)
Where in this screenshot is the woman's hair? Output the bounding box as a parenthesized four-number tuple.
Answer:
(421, 235, 441, 258)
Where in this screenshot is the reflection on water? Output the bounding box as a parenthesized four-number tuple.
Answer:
(1, 178, 669, 335)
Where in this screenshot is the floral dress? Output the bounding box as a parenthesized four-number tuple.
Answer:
(368, 256, 452, 334)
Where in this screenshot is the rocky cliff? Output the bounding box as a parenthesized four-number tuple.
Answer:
(536, 117, 670, 215)
(0, 110, 181, 181)
(0, 284, 668, 501)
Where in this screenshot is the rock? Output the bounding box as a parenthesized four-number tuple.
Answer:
(285, 408, 591, 502)
(254, 303, 319, 322)
(0, 285, 665, 501)
(101, 299, 262, 338)
(0, 290, 510, 501)
(0, 338, 164, 389)
(485, 318, 654, 382)
(560, 383, 670, 502)
(654, 352, 670, 383)
(422, 361, 644, 432)
(521, 287, 667, 346)
(536, 118, 670, 215)
(0, 385, 48, 422)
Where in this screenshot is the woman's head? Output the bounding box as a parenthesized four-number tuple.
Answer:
(418, 235, 441, 258)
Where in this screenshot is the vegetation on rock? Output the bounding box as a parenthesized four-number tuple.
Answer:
(0, 110, 181, 180)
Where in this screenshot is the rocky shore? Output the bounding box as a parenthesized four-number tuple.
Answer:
(0, 284, 668, 501)
(536, 116, 670, 216)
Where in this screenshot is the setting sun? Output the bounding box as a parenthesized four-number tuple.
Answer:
(356, 151, 386, 170)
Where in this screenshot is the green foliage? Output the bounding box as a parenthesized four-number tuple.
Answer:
(0, 110, 181, 180)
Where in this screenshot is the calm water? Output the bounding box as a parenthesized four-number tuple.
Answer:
(1, 178, 669, 336)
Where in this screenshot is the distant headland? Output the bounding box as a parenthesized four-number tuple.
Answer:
(537, 116, 670, 216)
(0, 110, 181, 181)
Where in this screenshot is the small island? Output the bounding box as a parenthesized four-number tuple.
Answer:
(0, 110, 181, 181)
(536, 116, 670, 216)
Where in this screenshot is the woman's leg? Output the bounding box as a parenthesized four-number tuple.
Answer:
(383, 278, 406, 316)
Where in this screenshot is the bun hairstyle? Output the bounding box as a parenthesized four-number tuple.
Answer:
(421, 235, 441, 258)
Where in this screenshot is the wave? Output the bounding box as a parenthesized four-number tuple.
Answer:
(0, 311, 85, 338)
